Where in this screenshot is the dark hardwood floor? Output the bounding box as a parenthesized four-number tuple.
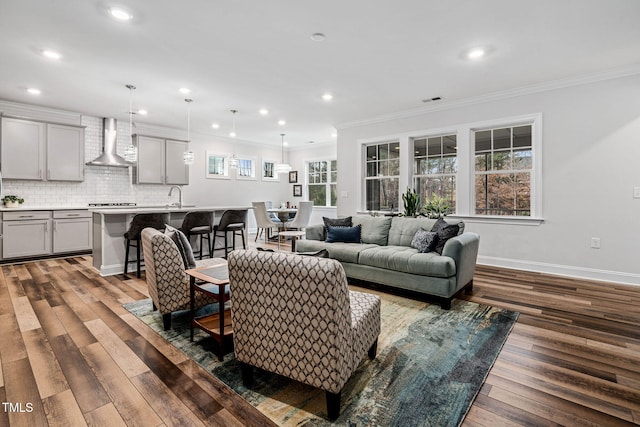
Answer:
(1, 240, 639, 426)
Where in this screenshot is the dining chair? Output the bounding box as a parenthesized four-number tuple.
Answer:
(265, 200, 282, 224)
(285, 201, 313, 231)
(252, 201, 279, 243)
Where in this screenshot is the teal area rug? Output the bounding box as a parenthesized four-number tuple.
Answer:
(124, 292, 517, 426)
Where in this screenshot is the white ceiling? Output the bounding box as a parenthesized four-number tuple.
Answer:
(1, 0, 639, 147)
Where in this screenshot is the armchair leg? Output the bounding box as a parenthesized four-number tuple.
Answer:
(240, 362, 254, 387)
(152, 302, 157, 311)
(368, 338, 378, 359)
(441, 298, 452, 310)
(326, 390, 341, 420)
(162, 313, 171, 330)
(465, 280, 474, 294)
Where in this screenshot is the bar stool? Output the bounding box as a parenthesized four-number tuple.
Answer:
(124, 213, 169, 277)
(212, 209, 248, 258)
(180, 211, 214, 259)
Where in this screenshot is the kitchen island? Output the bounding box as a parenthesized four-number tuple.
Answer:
(91, 205, 251, 276)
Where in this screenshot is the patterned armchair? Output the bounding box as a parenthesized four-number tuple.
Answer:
(141, 228, 219, 330)
(228, 249, 381, 420)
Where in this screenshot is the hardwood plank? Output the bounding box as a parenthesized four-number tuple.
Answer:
(30, 298, 67, 339)
(52, 304, 98, 348)
(2, 358, 49, 427)
(81, 341, 164, 427)
(84, 403, 128, 427)
(48, 333, 111, 413)
(84, 318, 149, 378)
(0, 386, 9, 427)
(130, 370, 207, 427)
(87, 300, 140, 342)
(472, 393, 558, 427)
(12, 295, 41, 332)
(21, 328, 69, 399)
(42, 388, 88, 426)
(0, 312, 28, 363)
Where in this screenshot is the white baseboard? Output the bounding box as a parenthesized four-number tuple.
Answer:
(478, 256, 640, 286)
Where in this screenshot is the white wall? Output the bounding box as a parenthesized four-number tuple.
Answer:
(336, 74, 640, 285)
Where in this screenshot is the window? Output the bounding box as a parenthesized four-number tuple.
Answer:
(235, 156, 256, 180)
(474, 125, 532, 216)
(206, 152, 229, 179)
(262, 159, 279, 181)
(413, 134, 457, 213)
(364, 142, 399, 211)
(307, 160, 337, 207)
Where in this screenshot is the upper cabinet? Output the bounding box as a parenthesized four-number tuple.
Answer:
(132, 134, 189, 185)
(0, 116, 85, 181)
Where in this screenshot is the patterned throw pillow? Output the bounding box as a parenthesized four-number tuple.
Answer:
(326, 224, 362, 243)
(410, 228, 439, 253)
(165, 224, 196, 269)
(430, 218, 460, 255)
(323, 216, 353, 228)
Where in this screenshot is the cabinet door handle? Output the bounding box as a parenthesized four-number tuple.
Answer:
(45, 222, 48, 232)
(47, 169, 51, 180)
(19, 215, 34, 218)
(39, 169, 42, 179)
(53, 221, 57, 232)
(66, 214, 80, 217)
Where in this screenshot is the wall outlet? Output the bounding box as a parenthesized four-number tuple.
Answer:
(634, 187, 640, 199)
(591, 237, 601, 249)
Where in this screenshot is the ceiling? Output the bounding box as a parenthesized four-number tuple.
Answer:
(1, 0, 639, 147)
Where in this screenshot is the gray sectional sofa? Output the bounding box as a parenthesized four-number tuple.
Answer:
(295, 215, 480, 309)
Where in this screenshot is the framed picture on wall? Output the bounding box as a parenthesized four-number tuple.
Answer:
(293, 184, 302, 197)
(288, 170, 298, 183)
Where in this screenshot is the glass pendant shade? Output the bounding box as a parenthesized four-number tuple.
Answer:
(275, 133, 291, 174)
(125, 84, 137, 163)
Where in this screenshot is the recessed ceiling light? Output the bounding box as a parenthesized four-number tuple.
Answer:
(229, 131, 236, 137)
(467, 48, 486, 60)
(259, 108, 269, 115)
(277, 120, 286, 126)
(109, 7, 132, 21)
(42, 50, 61, 60)
(331, 132, 337, 138)
(179, 87, 191, 94)
(310, 33, 326, 42)
(211, 123, 220, 129)
(137, 109, 147, 116)
(27, 88, 41, 95)
(283, 141, 289, 146)
(322, 93, 333, 101)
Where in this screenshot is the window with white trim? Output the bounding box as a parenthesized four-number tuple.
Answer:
(474, 124, 532, 216)
(412, 134, 457, 213)
(364, 141, 399, 211)
(235, 156, 256, 180)
(307, 160, 337, 207)
(206, 152, 229, 179)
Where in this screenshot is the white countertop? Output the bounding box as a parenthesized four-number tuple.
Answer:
(0, 205, 88, 212)
(90, 205, 252, 214)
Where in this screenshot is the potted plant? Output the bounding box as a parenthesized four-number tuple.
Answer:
(2, 195, 25, 208)
(401, 188, 421, 217)
(423, 193, 450, 219)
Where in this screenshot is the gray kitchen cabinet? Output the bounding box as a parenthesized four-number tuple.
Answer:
(47, 123, 85, 181)
(1, 116, 46, 180)
(2, 211, 52, 259)
(0, 116, 85, 181)
(52, 210, 92, 253)
(133, 134, 189, 185)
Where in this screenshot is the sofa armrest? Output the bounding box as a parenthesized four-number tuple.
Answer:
(442, 232, 480, 290)
(305, 224, 326, 241)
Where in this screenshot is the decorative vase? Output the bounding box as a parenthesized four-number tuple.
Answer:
(4, 201, 20, 208)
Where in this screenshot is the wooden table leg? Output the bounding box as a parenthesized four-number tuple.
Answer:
(190, 276, 195, 341)
(217, 284, 225, 361)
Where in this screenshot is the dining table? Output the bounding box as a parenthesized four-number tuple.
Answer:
(267, 207, 298, 224)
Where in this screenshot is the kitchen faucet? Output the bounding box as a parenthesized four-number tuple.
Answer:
(168, 185, 183, 207)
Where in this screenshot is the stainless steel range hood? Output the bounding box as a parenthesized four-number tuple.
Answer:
(86, 118, 134, 167)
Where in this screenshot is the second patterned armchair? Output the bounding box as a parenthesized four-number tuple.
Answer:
(228, 249, 381, 420)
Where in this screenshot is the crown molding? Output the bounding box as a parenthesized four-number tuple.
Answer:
(0, 99, 82, 125)
(336, 63, 640, 130)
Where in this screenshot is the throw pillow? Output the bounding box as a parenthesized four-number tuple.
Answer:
(165, 224, 197, 269)
(430, 218, 460, 255)
(410, 228, 439, 253)
(323, 216, 352, 228)
(298, 249, 330, 258)
(326, 225, 362, 243)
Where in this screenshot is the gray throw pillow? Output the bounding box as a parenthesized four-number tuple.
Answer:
(410, 228, 439, 253)
(165, 224, 197, 269)
(430, 218, 460, 255)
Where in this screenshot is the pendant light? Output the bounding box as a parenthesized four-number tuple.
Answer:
(183, 98, 194, 165)
(229, 109, 239, 169)
(123, 84, 137, 163)
(274, 133, 292, 174)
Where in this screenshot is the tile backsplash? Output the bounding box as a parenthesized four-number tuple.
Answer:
(2, 115, 173, 207)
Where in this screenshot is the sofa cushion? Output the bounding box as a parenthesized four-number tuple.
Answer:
(389, 217, 438, 246)
(352, 216, 392, 246)
(296, 240, 379, 264)
(326, 225, 362, 243)
(358, 245, 456, 278)
(410, 229, 439, 253)
(431, 218, 460, 255)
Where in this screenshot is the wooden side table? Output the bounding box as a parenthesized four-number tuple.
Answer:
(186, 261, 232, 361)
(277, 230, 306, 251)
